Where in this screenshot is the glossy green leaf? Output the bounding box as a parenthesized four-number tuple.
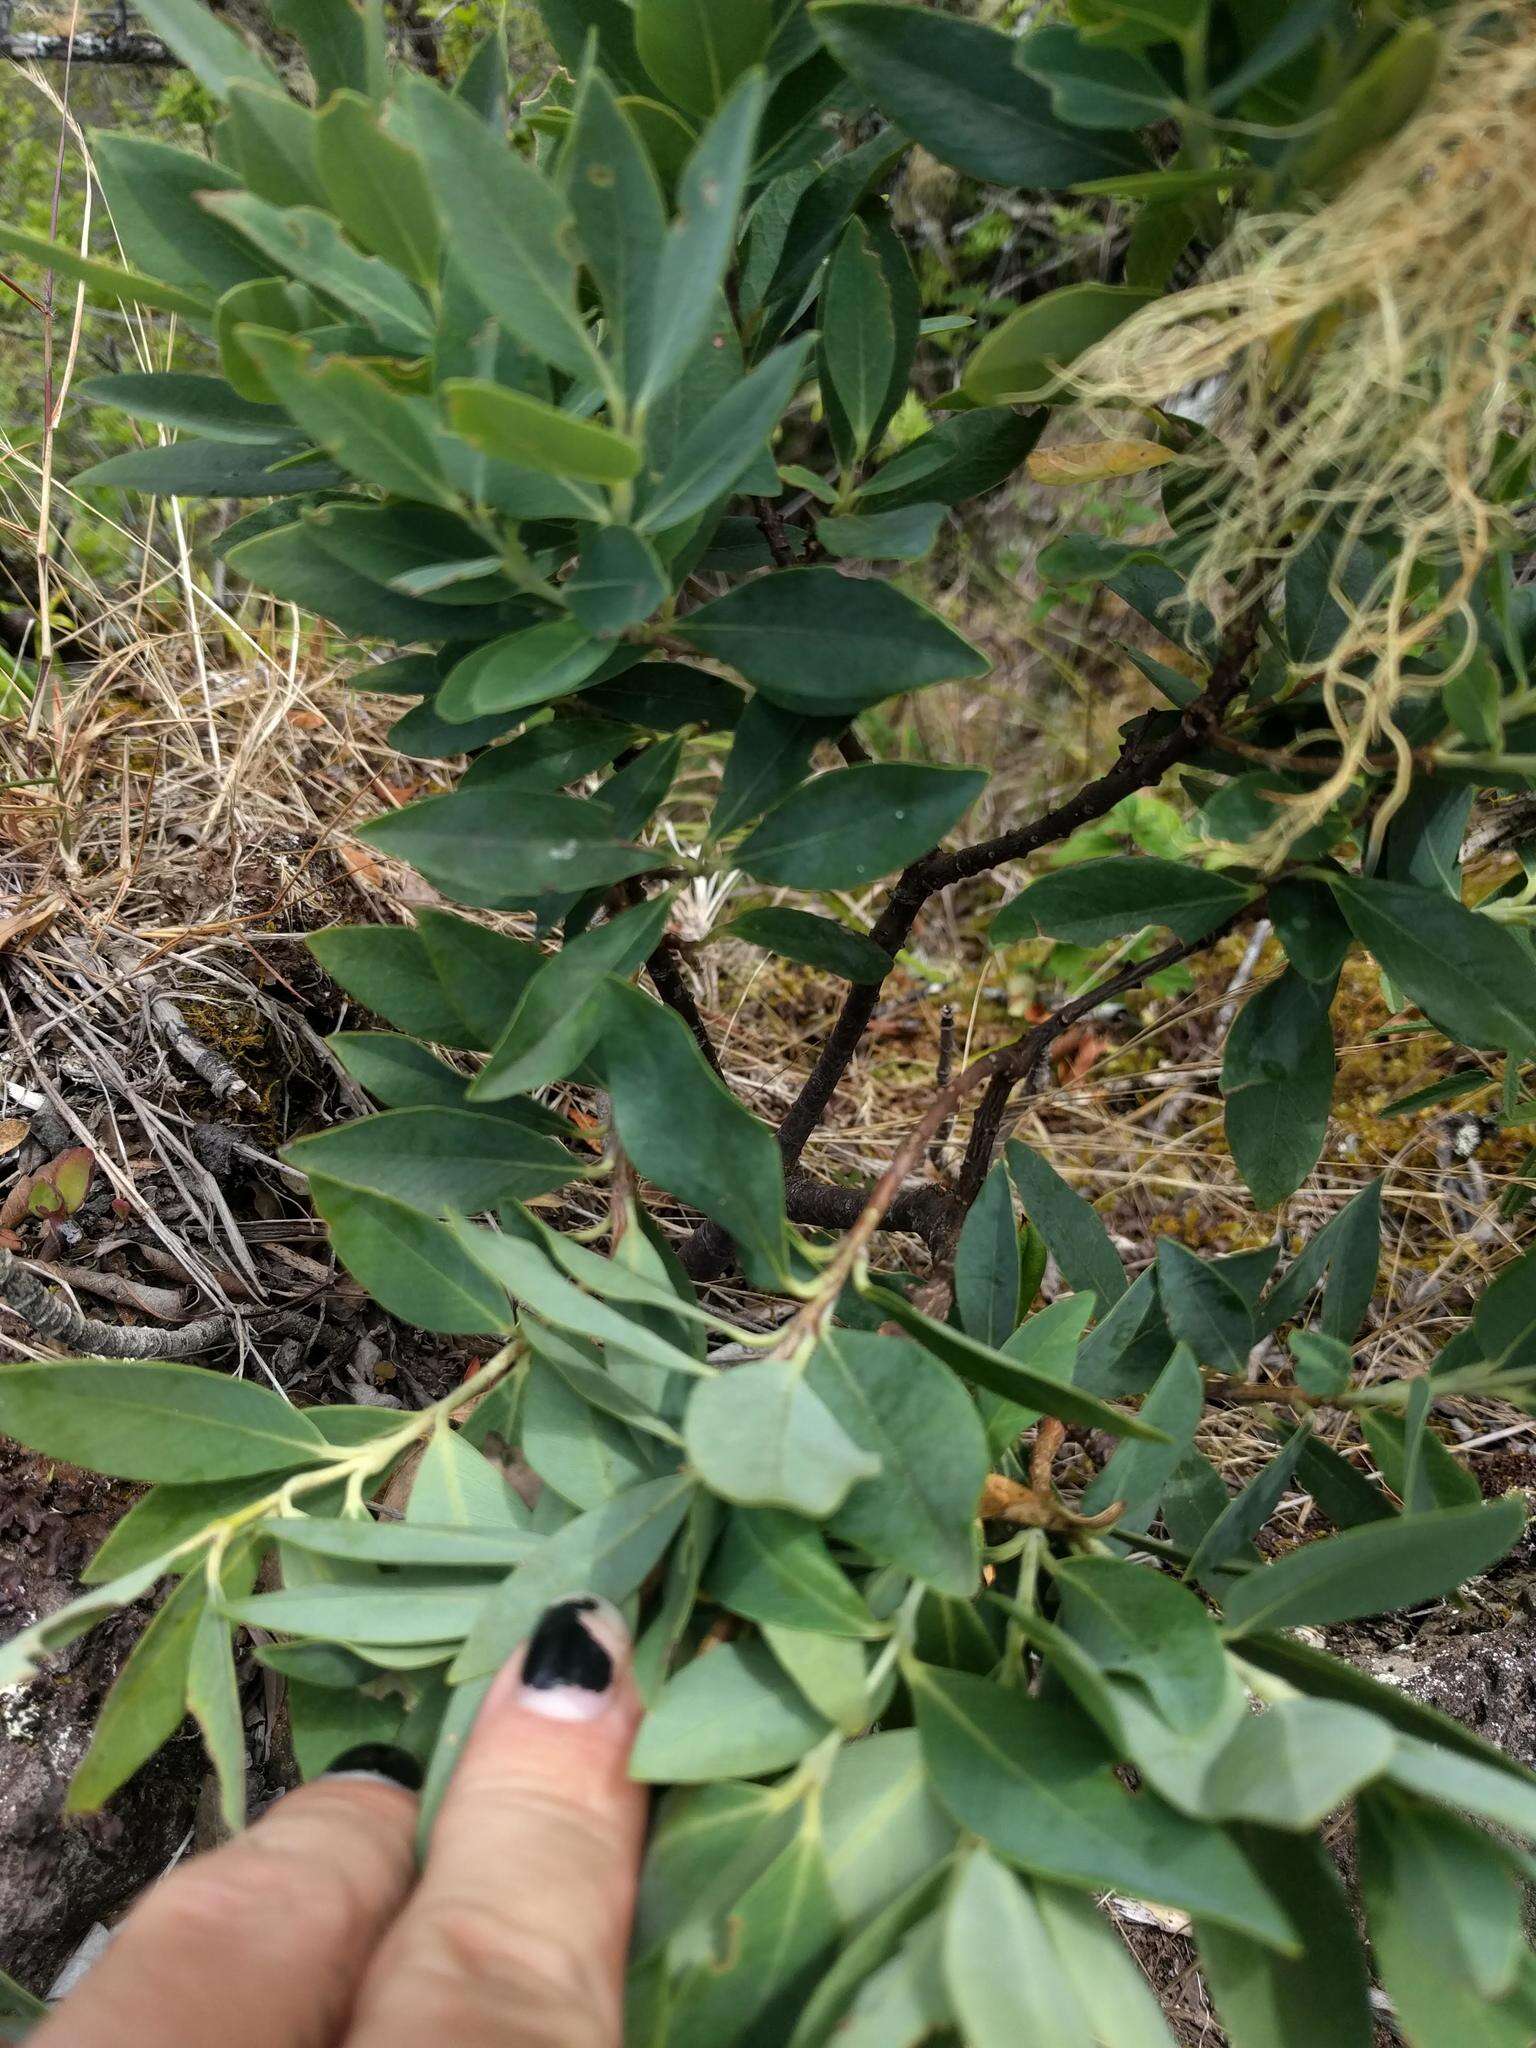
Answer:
(1330, 873, 1536, 1055)
(805, 1330, 986, 1598)
(856, 407, 1044, 513)
(566, 527, 669, 636)
(636, 0, 771, 116)
(711, 700, 845, 842)
(1018, 23, 1176, 129)
(1203, 1698, 1395, 1830)
(817, 502, 945, 561)
(437, 623, 612, 723)
(963, 283, 1158, 405)
(639, 339, 812, 534)
(737, 764, 985, 888)
(187, 1599, 247, 1831)
(1358, 1792, 1529, 2048)
(358, 786, 667, 905)
(0, 1361, 328, 1483)
(725, 907, 891, 984)
(1033, 1884, 1176, 2048)
(629, 1636, 832, 1781)
(76, 440, 343, 499)
(676, 568, 987, 716)
(268, 1518, 536, 1569)
(0, 223, 212, 320)
(684, 1361, 880, 1518)
(1197, 1831, 1374, 2048)
(667, 1821, 840, 2048)
(473, 893, 671, 1101)
(1082, 1344, 1204, 1522)
(599, 980, 788, 1272)
(202, 196, 432, 349)
(1156, 1239, 1254, 1374)
(309, 924, 479, 1049)
(822, 219, 894, 459)
(450, 1221, 709, 1381)
(286, 1106, 578, 1212)
(810, 4, 1145, 185)
(481, 1478, 702, 1686)
(953, 1163, 1021, 1351)
(869, 1287, 1165, 1441)
(239, 332, 454, 505)
(444, 379, 640, 484)
(994, 855, 1252, 948)
(94, 134, 258, 297)
(76, 372, 289, 445)
(1223, 1494, 1526, 1636)
(1005, 1137, 1127, 1307)
(562, 66, 667, 399)
(1223, 968, 1336, 1208)
(523, 1362, 659, 1508)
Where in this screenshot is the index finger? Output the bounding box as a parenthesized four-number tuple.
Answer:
(33, 1773, 418, 2048)
(346, 1596, 645, 2048)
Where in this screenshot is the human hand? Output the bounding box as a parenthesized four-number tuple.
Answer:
(35, 1597, 644, 2048)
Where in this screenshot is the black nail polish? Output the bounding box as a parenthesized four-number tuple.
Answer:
(522, 1597, 613, 1695)
(324, 1744, 424, 1790)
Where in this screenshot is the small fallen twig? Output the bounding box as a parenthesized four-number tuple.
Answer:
(0, 1246, 235, 1357)
(149, 998, 257, 1103)
(17, 1258, 190, 1321)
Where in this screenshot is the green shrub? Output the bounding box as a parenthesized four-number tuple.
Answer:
(5, 2, 1536, 2041)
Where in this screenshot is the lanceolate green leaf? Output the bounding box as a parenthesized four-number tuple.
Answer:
(67, 1571, 206, 1813)
(639, 339, 813, 533)
(286, 1106, 581, 1212)
(675, 568, 988, 716)
(444, 381, 641, 484)
(397, 72, 601, 379)
(725, 908, 892, 985)
(357, 787, 668, 904)
(239, 332, 456, 505)
(1330, 873, 1536, 1054)
(1223, 1494, 1526, 1636)
(994, 856, 1254, 948)
(454, 1473, 697, 1679)
(309, 1178, 515, 1335)
(562, 66, 667, 400)
(599, 980, 788, 1273)
(636, 0, 772, 117)
(810, 3, 1146, 186)
(911, 1666, 1295, 1949)
(963, 283, 1159, 405)
(737, 764, 987, 888)
(315, 91, 441, 284)
(0, 1361, 329, 1483)
(637, 70, 766, 407)
(822, 219, 895, 459)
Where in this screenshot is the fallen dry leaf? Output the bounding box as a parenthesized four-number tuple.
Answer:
(1028, 437, 1177, 486)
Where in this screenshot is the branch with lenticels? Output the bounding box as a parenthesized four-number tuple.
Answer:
(679, 606, 1263, 1279)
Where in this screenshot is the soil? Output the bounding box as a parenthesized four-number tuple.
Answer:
(0, 1450, 203, 1993)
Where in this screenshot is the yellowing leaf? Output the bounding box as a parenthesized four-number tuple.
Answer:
(1027, 438, 1176, 486)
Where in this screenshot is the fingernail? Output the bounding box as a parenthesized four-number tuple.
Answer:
(516, 1595, 628, 1723)
(323, 1744, 424, 1791)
